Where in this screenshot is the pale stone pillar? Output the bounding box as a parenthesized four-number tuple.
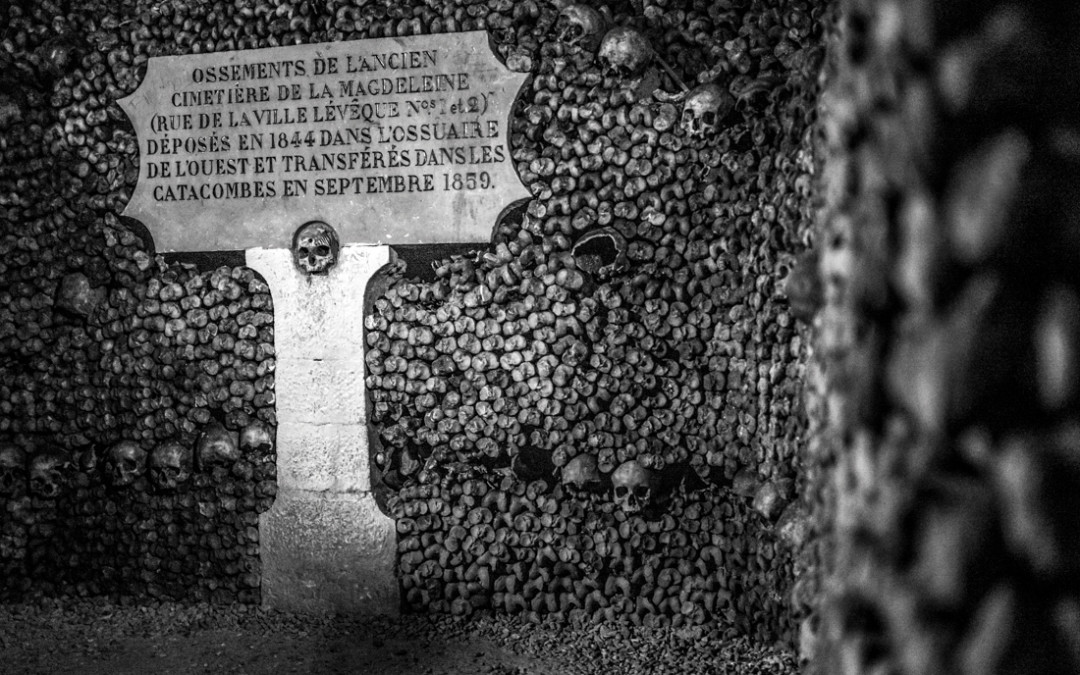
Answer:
(245, 245, 397, 614)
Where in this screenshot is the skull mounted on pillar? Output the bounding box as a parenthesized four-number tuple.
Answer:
(292, 220, 341, 275)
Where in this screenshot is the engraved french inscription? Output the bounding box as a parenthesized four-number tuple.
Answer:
(118, 33, 528, 251)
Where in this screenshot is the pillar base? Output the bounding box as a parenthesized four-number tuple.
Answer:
(259, 490, 397, 614)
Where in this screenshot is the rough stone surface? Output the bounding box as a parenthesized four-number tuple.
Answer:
(275, 421, 372, 493)
(274, 358, 368, 423)
(260, 491, 397, 615)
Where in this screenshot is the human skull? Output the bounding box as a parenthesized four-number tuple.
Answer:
(776, 502, 811, 549)
(36, 37, 79, 79)
(149, 441, 193, 491)
(731, 467, 757, 499)
(561, 453, 602, 492)
(555, 4, 607, 51)
(55, 272, 106, 318)
(612, 460, 659, 514)
(598, 26, 654, 79)
(29, 448, 73, 499)
(681, 83, 735, 138)
(292, 220, 340, 275)
(399, 446, 421, 477)
(0, 442, 27, 495)
(753, 481, 784, 520)
(106, 440, 147, 487)
(78, 447, 98, 474)
(239, 420, 274, 456)
(197, 421, 240, 469)
(783, 250, 823, 322)
(572, 228, 628, 278)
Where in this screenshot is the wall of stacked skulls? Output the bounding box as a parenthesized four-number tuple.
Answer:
(0, 0, 827, 643)
(807, 0, 1080, 673)
(363, 0, 826, 642)
(0, 1, 279, 604)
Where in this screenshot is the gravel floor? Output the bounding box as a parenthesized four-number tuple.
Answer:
(0, 599, 799, 674)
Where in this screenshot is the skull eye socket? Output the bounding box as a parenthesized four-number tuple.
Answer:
(634, 486, 650, 498)
(614, 486, 629, 497)
(703, 112, 717, 125)
(315, 245, 330, 256)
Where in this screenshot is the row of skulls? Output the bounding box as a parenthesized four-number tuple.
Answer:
(556, 3, 735, 138)
(560, 456, 788, 522)
(0, 419, 274, 498)
(562, 454, 664, 515)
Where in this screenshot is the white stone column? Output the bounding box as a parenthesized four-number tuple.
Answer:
(245, 245, 397, 615)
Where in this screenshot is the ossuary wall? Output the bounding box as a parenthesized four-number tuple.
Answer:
(0, 0, 827, 644)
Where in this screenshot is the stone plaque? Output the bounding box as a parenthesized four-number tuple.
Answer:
(118, 32, 528, 251)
